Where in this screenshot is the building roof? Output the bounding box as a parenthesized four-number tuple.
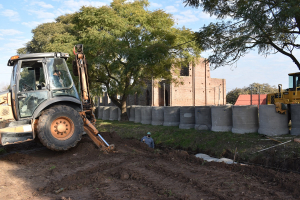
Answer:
(235, 94, 267, 106)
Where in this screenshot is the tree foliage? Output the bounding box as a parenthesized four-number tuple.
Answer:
(226, 82, 278, 104)
(19, 0, 201, 120)
(184, 0, 300, 69)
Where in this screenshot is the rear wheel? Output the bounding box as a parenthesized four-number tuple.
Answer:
(37, 105, 83, 151)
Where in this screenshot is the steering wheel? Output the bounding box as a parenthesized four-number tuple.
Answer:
(37, 82, 46, 90)
(22, 83, 34, 91)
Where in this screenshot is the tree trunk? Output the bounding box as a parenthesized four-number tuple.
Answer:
(120, 100, 128, 121)
(108, 93, 129, 121)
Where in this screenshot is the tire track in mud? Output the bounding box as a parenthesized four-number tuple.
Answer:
(211, 162, 300, 197)
(151, 160, 296, 200)
(108, 166, 188, 199)
(147, 161, 260, 199)
(102, 155, 216, 200)
(146, 164, 226, 199)
(38, 158, 127, 195)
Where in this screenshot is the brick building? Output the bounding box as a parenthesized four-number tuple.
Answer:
(101, 58, 225, 107)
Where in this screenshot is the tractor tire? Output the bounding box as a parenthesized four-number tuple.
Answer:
(37, 105, 83, 151)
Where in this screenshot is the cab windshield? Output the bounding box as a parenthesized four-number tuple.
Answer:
(289, 74, 300, 90)
(47, 58, 79, 99)
(47, 58, 72, 89)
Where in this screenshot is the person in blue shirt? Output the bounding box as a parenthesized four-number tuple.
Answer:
(141, 132, 155, 148)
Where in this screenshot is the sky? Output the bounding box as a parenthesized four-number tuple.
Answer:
(0, 0, 299, 92)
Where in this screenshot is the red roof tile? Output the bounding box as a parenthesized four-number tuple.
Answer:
(235, 94, 267, 106)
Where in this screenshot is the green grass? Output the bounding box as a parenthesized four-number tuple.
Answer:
(96, 120, 299, 161)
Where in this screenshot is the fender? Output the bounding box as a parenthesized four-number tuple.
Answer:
(32, 97, 82, 119)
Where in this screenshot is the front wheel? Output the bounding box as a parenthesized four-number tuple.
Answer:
(37, 105, 83, 151)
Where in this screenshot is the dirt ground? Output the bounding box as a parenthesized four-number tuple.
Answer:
(1, 133, 300, 200)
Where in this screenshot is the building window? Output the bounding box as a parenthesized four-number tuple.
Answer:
(180, 65, 189, 76)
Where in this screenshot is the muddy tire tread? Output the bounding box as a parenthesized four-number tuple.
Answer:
(37, 105, 83, 151)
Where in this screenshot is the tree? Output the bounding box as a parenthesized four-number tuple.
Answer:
(19, 0, 201, 120)
(183, 0, 300, 69)
(226, 82, 278, 104)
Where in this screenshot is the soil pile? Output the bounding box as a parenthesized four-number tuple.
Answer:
(1, 132, 300, 199)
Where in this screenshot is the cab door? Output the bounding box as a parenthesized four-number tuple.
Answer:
(17, 59, 49, 118)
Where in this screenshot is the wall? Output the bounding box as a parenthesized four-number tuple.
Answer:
(170, 58, 226, 106)
(100, 58, 226, 107)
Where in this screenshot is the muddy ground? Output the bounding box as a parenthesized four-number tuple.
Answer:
(1, 133, 300, 200)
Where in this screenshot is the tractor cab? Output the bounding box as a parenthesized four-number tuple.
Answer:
(288, 72, 300, 91)
(267, 72, 300, 114)
(7, 53, 81, 121)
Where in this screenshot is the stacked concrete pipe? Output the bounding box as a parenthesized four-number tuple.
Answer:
(126, 106, 131, 120)
(194, 106, 211, 130)
(129, 106, 136, 122)
(102, 106, 111, 120)
(211, 105, 232, 132)
(291, 104, 300, 135)
(94, 106, 99, 119)
(109, 107, 118, 121)
(134, 106, 142, 123)
(232, 105, 258, 134)
(151, 107, 164, 126)
(258, 105, 289, 136)
(141, 106, 152, 124)
(97, 106, 104, 120)
(118, 107, 121, 121)
(179, 106, 195, 129)
(163, 106, 180, 126)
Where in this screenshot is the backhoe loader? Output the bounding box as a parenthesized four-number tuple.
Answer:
(0, 44, 114, 151)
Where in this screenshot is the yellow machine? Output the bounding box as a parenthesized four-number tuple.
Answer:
(0, 45, 114, 151)
(267, 72, 300, 114)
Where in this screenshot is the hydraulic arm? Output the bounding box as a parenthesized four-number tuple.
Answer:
(73, 44, 114, 152)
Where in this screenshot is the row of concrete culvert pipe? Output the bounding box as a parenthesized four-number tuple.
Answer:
(96, 105, 300, 136)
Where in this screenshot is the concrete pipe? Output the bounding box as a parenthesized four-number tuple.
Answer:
(258, 105, 289, 136)
(179, 106, 195, 129)
(94, 106, 99, 119)
(129, 106, 136, 122)
(102, 106, 110, 120)
(232, 105, 258, 134)
(291, 104, 300, 135)
(118, 108, 121, 121)
(134, 106, 142, 123)
(195, 106, 211, 130)
(109, 107, 118, 121)
(97, 106, 104, 120)
(141, 106, 152, 124)
(211, 105, 232, 132)
(126, 106, 131, 120)
(163, 106, 180, 127)
(151, 107, 164, 126)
